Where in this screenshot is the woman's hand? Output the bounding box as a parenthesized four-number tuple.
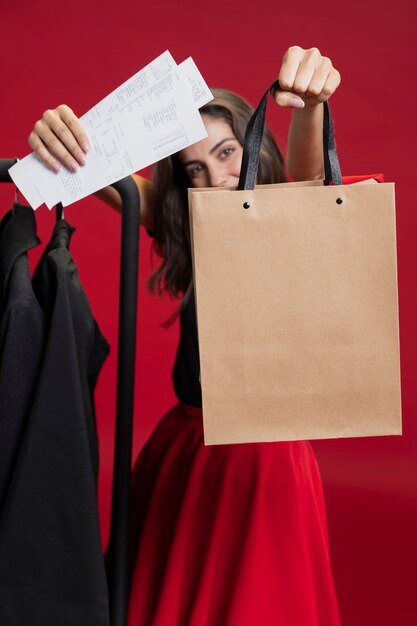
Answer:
(279, 47, 341, 180)
(27, 102, 155, 227)
(28, 105, 90, 173)
(273, 46, 341, 109)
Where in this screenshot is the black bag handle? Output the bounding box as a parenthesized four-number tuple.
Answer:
(237, 80, 342, 190)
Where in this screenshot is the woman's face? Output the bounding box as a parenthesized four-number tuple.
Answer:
(178, 115, 243, 188)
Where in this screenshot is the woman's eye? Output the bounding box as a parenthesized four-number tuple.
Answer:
(219, 147, 235, 159)
(188, 164, 203, 178)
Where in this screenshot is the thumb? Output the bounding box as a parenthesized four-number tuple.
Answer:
(273, 90, 305, 109)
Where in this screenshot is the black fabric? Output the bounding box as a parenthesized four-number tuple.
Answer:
(0, 218, 110, 626)
(172, 289, 202, 408)
(0, 204, 45, 511)
(322, 101, 342, 186)
(146, 228, 202, 408)
(32, 219, 110, 480)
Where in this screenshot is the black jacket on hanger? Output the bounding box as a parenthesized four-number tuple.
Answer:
(32, 218, 110, 482)
(0, 217, 110, 626)
(0, 204, 45, 510)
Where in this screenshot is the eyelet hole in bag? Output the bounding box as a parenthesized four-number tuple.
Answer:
(336, 198, 343, 205)
(243, 202, 250, 209)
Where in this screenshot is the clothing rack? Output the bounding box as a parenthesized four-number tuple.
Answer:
(0, 158, 140, 626)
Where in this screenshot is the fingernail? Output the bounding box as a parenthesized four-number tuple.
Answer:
(70, 160, 79, 172)
(291, 97, 305, 108)
(79, 153, 87, 165)
(52, 162, 61, 173)
(82, 142, 90, 153)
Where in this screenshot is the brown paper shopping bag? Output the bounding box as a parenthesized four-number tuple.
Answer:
(189, 81, 402, 445)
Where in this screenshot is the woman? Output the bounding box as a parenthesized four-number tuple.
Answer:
(30, 46, 342, 626)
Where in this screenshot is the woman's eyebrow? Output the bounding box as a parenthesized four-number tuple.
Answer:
(209, 137, 236, 154)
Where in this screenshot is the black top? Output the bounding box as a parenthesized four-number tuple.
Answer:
(172, 288, 202, 408)
(147, 226, 202, 408)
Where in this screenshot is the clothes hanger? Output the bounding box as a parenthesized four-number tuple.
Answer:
(0, 157, 20, 215)
(11, 158, 20, 215)
(12, 181, 20, 215)
(55, 202, 64, 222)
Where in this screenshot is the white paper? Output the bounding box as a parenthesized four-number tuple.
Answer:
(178, 57, 213, 108)
(7, 156, 44, 209)
(9, 51, 213, 209)
(26, 153, 61, 209)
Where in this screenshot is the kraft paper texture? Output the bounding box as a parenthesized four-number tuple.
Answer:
(189, 180, 402, 445)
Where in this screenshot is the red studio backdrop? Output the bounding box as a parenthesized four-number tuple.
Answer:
(1, 1, 416, 624)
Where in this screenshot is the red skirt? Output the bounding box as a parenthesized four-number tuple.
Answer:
(128, 403, 341, 626)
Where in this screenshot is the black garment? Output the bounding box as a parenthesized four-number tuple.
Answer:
(147, 229, 202, 408)
(0, 204, 45, 510)
(32, 219, 110, 481)
(172, 289, 202, 408)
(0, 218, 110, 626)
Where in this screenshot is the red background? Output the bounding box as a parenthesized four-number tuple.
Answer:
(1, 1, 416, 624)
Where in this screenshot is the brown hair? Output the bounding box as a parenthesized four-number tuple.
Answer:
(148, 87, 287, 324)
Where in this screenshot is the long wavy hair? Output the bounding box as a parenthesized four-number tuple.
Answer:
(148, 87, 287, 324)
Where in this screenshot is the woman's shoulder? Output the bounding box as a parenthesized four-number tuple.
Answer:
(131, 174, 155, 230)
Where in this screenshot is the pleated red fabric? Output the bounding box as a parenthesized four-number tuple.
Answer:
(128, 403, 341, 626)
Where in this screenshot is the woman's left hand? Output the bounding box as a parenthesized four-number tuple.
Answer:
(273, 46, 341, 109)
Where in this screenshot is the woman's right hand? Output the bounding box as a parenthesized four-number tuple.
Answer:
(28, 105, 90, 173)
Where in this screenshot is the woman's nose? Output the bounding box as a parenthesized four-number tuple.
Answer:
(208, 167, 227, 188)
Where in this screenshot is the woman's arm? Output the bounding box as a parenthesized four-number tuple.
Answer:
(28, 105, 155, 228)
(273, 46, 341, 181)
(286, 104, 324, 181)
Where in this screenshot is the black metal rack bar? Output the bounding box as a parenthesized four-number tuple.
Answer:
(0, 160, 140, 626)
(0, 158, 17, 182)
(106, 176, 140, 626)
